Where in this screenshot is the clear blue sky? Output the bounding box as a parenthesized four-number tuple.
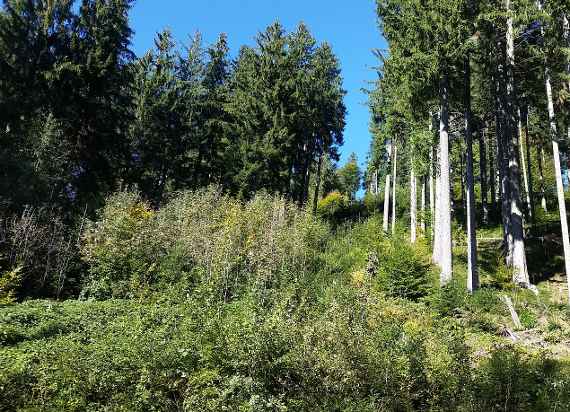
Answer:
(129, 0, 385, 171)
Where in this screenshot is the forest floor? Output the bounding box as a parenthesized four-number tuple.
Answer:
(451, 211, 570, 361)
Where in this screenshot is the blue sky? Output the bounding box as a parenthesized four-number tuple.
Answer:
(129, 0, 385, 170)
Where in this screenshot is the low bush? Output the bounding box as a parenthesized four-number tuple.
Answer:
(375, 240, 433, 301)
(2, 294, 569, 411)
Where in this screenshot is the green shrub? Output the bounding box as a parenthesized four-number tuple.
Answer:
(317, 191, 350, 223)
(519, 306, 539, 329)
(0, 266, 22, 305)
(81, 188, 329, 303)
(375, 240, 433, 301)
(473, 346, 570, 411)
(426, 279, 468, 317)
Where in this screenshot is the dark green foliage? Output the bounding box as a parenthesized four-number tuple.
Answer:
(375, 240, 433, 301)
(227, 22, 345, 202)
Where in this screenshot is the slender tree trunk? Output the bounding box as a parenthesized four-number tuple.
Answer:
(506, 1, 530, 286)
(523, 107, 535, 224)
(383, 173, 391, 232)
(429, 116, 436, 237)
(538, 143, 548, 212)
(312, 152, 323, 215)
(432, 112, 441, 264)
(433, 143, 442, 265)
(565, 14, 570, 90)
(480, 125, 489, 224)
(375, 170, 379, 195)
(489, 127, 497, 212)
(421, 177, 426, 234)
(545, 66, 570, 301)
(460, 151, 465, 211)
(411, 163, 417, 243)
(392, 143, 398, 235)
(437, 73, 453, 285)
(465, 56, 479, 292)
(495, 66, 511, 259)
(518, 108, 533, 222)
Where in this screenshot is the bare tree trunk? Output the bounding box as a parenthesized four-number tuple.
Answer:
(489, 128, 497, 212)
(545, 65, 570, 301)
(506, 1, 530, 286)
(383, 173, 391, 233)
(312, 152, 323, 215)
(430, 116, 436, 238)
(421, 177, 426, 234)
(465, 56, 479, 292)
(392, 143, 398, 235)
(460, 151, 466, 211)
(438, 73, 453, 285)
(518, 108, 533, 222)
(433, 144, 442, 265)
(565, 14, 570, 88)
(480, 125, 489, 224)
(538, 143, 548, 212)
(523, 106, 535, 224)
(495, 65, 512, 260)
(411, 163, 417, 243)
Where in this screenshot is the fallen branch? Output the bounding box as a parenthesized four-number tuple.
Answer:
(501, 295, 523, 330)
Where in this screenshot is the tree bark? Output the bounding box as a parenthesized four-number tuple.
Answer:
(429, 116, 436, 237)
(523, 106, 535, 224)
(312, 152, 323, 215)
(489, 126, 497, 212)
(518, 108, 533, 223)
(383, 173, 391, 232)
(392, 143, 398, 235)
(545, 65, 570, 301)
(465, 56, 479, 292)
(437, 73, 453, 285)
(421, 177, 426, 234)
(495, 64, 511, 259)
(506, 1, 530, 286)
(538, 143, 548, 212)
(479, 125, 489, 224)
(411, 163, 417, 243)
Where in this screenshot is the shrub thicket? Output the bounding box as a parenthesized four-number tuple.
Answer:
(81, 189, 328, 303)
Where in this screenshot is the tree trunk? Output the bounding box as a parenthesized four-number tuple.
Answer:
(392, 143, 398, 235)
(506, 1, 530, 286)
(383, 173, 391, 232)
(545, 65, 570, 301)
(518, 108, 533, 223)
(489, 127, 497, 212)
(523, 106, 535, 224)
(565, 14, 570, 89)
(312, 152, 323, 215)
(465, 56, 479, 292)
(538, 143, 548, 212)
(495, 65, 511, 260)
(437, 73, 453, 285)
(411, 162, 417, 243)
(430, 116, 436, 238)
(460, 151, 465, 211)
(479, 125, 489, 224)
(421, 177, 426, 234)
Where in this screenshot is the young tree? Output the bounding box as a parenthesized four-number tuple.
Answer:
(337, 153, 362, 200)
